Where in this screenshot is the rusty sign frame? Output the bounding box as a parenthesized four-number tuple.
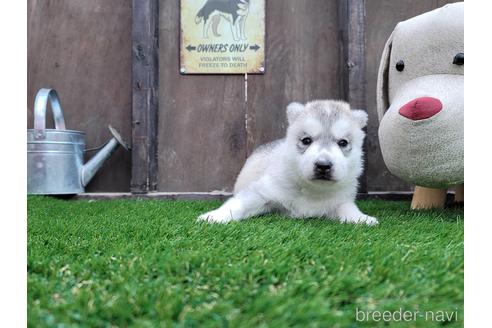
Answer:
(179, 0, 266, 74)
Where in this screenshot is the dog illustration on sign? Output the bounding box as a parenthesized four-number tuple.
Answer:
(195, 0, 249, 41)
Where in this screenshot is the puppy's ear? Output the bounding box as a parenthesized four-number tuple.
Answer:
(351, 109, 368, 128)
(286, 102, 304, 124)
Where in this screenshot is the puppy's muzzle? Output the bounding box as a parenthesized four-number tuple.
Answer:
(314, 160, 332, 180)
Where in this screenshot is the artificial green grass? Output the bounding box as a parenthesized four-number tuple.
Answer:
(28, 197, 463, 327)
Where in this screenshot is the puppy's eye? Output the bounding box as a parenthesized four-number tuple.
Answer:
(395, 60, 405, 72)
(453, 52, 464, 65)
(301, 137, 312, 145)
(338, 139, 349, 147)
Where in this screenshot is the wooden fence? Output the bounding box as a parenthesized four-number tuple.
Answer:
(27, 0, 460, 193)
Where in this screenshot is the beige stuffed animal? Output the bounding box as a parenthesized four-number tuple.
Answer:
(377, 3, 464, 209)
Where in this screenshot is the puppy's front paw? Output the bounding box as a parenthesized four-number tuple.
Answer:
(198, 209, 233, 224)
(341, 215, 379, 226)
(360, 215, 379, 226)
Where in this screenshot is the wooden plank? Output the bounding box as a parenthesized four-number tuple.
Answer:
(364, 0, 454, 191)
(337, 0, 368, 193)
(75, 191, 232, 201)
(158, 0, 246, 192)
(27, 0, 132, 192)
(347, 0, 367, 110)
(132, 0, 159, 193)
(246, 0, 341, 154)
(73, 191, 430, 201)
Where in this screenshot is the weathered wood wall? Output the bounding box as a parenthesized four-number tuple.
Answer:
(27, 0, 132, 191)
(158, 0, 341, 192)
(28, 0, 461, 192)
(158, 0, 246, 192)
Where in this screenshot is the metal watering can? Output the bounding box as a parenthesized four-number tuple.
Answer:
(27, 88, 129, 194)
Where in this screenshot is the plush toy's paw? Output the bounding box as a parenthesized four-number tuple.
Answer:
(341, 215, 379, 226)
(198, 209, 234, 224)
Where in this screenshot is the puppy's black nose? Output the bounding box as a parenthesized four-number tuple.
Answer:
(315, 161, 332, 172)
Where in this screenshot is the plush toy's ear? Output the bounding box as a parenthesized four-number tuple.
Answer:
(376, 31, 394, 122)
(286, 102, 304, 124)
(351, 109, 368, 128)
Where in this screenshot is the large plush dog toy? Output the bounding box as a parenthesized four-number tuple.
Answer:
(377, 3, 464, 209)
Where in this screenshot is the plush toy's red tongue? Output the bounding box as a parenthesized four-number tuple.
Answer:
(398, 97, 442, 120)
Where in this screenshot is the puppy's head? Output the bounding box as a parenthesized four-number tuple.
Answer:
(285, 100, 367, 184)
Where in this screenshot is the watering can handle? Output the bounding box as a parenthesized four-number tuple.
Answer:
(34, 88, 66, 136)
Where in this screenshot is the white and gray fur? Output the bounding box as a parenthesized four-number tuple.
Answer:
(199, 100, 378, 225)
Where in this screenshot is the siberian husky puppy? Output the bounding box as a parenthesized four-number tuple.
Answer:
(199, 100, 378, 225)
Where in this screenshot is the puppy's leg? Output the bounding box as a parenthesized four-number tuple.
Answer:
(335, 202, 378, 226)
(198, 188, 269, 224)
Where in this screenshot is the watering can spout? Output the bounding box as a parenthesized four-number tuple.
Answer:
(81, 125, 129, 187)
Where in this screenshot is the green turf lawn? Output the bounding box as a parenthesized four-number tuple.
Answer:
(28, 197, 463, 327)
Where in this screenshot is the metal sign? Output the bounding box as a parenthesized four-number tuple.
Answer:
(180, 0, 265, 74)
